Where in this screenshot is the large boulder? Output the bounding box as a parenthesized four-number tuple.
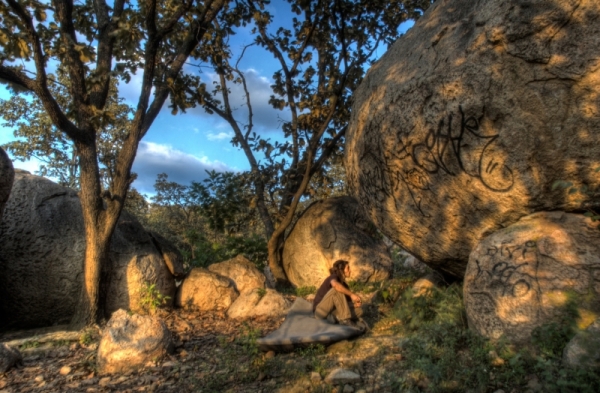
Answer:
(227, 288, 291, 319)
(0, 171, 176, 329)
(0, 148, 14, 223)
(282, 196, 392, 288)
(208, 254, 266, 294)
(175, 268, 239, 311)
(97, 309, 173, 374)
(345, 0, 600, 277)
(464, 212, 600, 343)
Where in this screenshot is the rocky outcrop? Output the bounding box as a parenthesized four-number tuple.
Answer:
(0, 343, 22, 373)
(208, 255, 266, 294)
(345, 0, 600, 277)
(0, 171, 177, 329)
(227, 288, 291, 319)
(97, 310, 173, 374)
(175, 268, 239, 311)
(464, 212, 600, 343)
(283, 196, 392, 288)
(563, 318, 600, 369)
(0, 148, 14, 224)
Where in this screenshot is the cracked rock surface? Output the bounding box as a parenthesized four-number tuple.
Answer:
(345, 0, 600, 278)
(282, 196, 392, 288)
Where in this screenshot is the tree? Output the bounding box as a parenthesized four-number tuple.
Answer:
(1, 68, 133, 189)
(186, 0, 431, 284)
(0, 0, 254, 326)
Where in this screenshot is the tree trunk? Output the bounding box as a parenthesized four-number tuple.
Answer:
(69, 229, 110, 327)
(267, 230, 288, 286)
(69, 140, 118, 328)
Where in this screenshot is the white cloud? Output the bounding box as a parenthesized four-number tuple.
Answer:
(206, 131, 233, 141)
(131, 141, 234, 194)
(184, 68, 291, 133)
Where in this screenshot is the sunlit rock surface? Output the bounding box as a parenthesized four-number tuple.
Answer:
(175, 268, 238, 311)
(464, 211, 600, 343)
(227, 288, 291, 319)
(0, 171, 177, 329)
(97, 309, 173, 375)
(345, 0, 600, 277)
(208, 254, 266, 294)
(282, 196, 392, 288)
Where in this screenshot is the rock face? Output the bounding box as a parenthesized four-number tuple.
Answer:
(345, 0, 600, 277)
(563, 318, 600, 369)
(0, 343, 22, 373)
(464, 212, 600, 343)
(208, 255, 266, 294)
(283, 196, 392, 288)
(149, 231, 185, 278)
(0, 148, 14, 224)
(227, 288, 291, 319)
(176, 268, 239, 311)
(0, 171, 176, 329)
(97, 309, 173, 374)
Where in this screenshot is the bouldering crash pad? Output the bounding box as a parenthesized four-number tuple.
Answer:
(257, 298, 364, 352)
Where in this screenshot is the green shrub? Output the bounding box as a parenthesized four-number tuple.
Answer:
(140, 281, 171, 314)
(392, 283, 600, 392)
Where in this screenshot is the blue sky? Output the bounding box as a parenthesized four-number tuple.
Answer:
(0, 2, 413, 195)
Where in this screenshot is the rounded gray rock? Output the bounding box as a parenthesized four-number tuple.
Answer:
(97, 309, 173, 374)
(464, 211, 600, 343)
(283, 196, 392, 288)
(0, 172, 176, 329)
(345, 0, 600, 277)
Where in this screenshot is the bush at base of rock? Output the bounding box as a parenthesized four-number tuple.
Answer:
(464, 211, 600, 343)
(283, 196, 392, 288)
(208, 255, 266, 294)
(227, 288, 291, 319)
(176, 268, 239, 311)
(97, 309, 173, 374)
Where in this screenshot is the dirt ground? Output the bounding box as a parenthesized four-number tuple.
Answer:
(0, 293, 408, 393)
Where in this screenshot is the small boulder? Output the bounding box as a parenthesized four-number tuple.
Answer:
(464, 211, 600, 343)
(324, 368, 361, 385)
(283, 196, 392, 288)
(97, 309, 173, 374)
(227, 288, 291, 319)
(0, 147, 14, 224)
(412, 272, 445, 297)
(563, 318, 600, 369)
(149, 231, 185, 278)
(208, 255, 266, 294)
(176, 268, 239, 311)
(0, 343, 22, 372)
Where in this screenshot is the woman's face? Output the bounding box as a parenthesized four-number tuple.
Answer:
(344, 264, 351, 278)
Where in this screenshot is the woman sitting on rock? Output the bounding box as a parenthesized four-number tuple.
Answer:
(313, 259, 365, 330)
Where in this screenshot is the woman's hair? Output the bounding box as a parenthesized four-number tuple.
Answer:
(330, 260, 349, 282)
